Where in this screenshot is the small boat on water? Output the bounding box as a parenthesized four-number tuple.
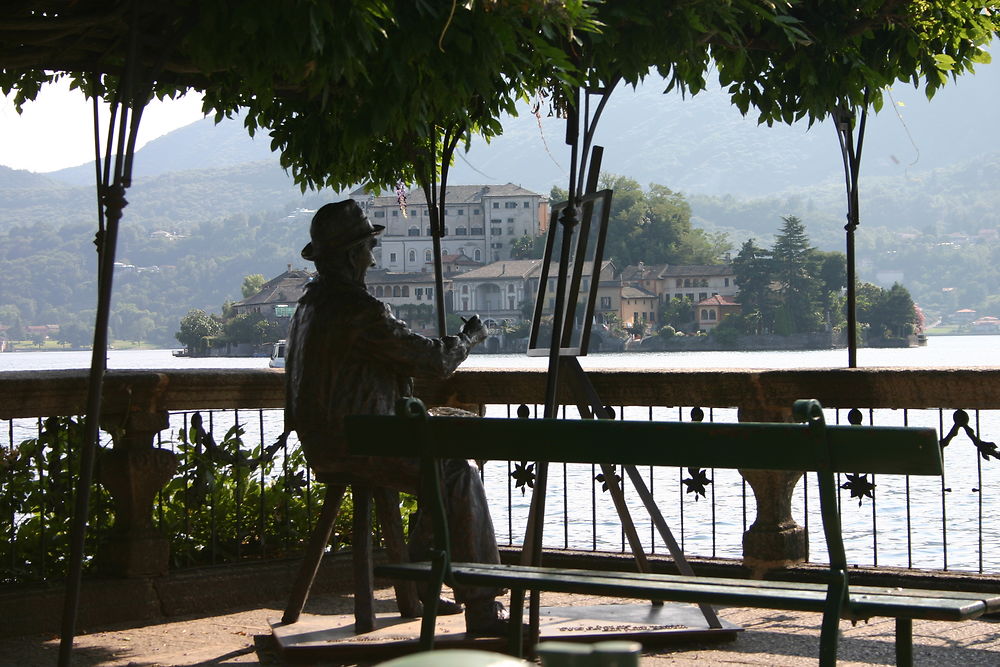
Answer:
(269, 340, 286, 368)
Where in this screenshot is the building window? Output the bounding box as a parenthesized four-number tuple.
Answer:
(458, 208, 464, 215)
(490, 218, 502, 224)
(676, 278, 683, 287)
(408, 227, 419, 236)
(523, 201, 530, 208)
(375, 286, 384, 297)
(462, 285, 469, 294)
(415, 288, 423, 300)
(393, 286, 401, 297)
(456, 227, 468, 235)
(491, 242, 503, 249)
(508, 227, 514, 235)
(506, 217, 514, 223)
(392, 210, 398, 217)
(699, 292, 708, 301)
(474, 249, 481, 261)
(505, 201, 517, 209)
(724, 278, 730, 287)
(684, 279, 691, 287)
(402, 286, 409, 297)
(425, 249, 432, 261)
(491, 227, 502, 236)
(409, 250, 416, 262)
(473, 208, 480, 215)
(600, 296, 611, 308)
(427, 288, 433, 299)
(701, 309, 709, 320)
(709, 310, 717, 320)
(374, 210, 386, 218)
(471, 227, 484, 235)
(492, 202, 500, 209)
(507, 284, 515, 292)
(389, 252, 397, 263)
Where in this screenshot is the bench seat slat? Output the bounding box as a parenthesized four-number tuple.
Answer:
(348, 416, 942, 476)
(376, 562, 996, 622)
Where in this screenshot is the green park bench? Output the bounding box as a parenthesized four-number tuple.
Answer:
(346, 398, 1000, 666)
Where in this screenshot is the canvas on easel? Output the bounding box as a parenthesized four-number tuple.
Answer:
(527, 189, 613, 357)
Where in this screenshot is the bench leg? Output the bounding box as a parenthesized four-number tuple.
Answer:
(896, 617, 913, 667)
(508, 587, 527, 658)
(819, 569, 847, 667)
(281, 484, 347, 624)
(373, 487, 421, 618)
(353, 484, 376, 633)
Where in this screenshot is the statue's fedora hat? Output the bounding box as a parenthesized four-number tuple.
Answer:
(301, 199, 384, 261)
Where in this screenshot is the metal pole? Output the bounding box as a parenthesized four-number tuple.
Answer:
(834, 95, 868, 369)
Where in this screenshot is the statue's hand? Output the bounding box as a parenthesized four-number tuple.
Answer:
(461, 315, 488, 345)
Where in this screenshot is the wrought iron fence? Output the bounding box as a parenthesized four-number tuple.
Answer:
(480, 403, 1000, 574)
(2, 368, 999, 585)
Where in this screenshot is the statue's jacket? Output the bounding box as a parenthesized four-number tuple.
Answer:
(284, 274, 475, 476)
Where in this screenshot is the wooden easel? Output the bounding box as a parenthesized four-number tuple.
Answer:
(521, 99, 721, 634)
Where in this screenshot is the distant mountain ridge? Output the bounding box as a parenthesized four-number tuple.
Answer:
(0, 62, 996, 233)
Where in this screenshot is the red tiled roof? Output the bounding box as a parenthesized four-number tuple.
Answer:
(697, 294, 739, 306)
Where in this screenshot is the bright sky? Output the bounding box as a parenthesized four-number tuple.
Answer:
(0, 79, 207, 173)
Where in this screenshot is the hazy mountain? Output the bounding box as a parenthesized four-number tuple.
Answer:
(450, 61, 999, 198)
(1, 60, 995, 235)
(47, 114, 275, 186)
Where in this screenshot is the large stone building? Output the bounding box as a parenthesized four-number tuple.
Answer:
(449, 259, 542, 331)
(620, 262, 738, 304)
(355, 184, 548, 272)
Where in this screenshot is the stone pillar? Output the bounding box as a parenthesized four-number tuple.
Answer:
(739, 405, 808, 577)
(98, 410, 177, 577)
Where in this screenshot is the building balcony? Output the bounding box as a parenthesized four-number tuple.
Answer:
(2, 366, 1000, 662)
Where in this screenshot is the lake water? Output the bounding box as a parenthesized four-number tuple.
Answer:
(1, 334, 998, 371)
(3, 336, 999, 572)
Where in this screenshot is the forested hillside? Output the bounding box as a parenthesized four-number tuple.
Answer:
(0, 203, 321, 345)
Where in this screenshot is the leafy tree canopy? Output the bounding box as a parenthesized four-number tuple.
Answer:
(4, 2, 995, 194)
(241, 274, 266, 299)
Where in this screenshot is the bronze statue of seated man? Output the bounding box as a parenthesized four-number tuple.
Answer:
(284, 199, 509, 635)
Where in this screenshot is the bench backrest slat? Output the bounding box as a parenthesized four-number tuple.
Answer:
(347, 415, 942, 477)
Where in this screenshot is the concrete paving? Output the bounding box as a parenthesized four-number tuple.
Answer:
(4, 586, 1000, 666)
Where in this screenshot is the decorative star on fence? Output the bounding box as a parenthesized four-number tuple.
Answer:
(840, 472, 876, 506)
(510, 461, 535, 495)
(682, 467, 712, 500)
(594, 466, 622, 493)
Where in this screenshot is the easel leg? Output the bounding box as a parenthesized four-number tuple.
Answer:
(521, 460, 549, 648)
(623, 464, 722, 628)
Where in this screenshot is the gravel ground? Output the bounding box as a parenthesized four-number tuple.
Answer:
(4, 587, 1000, 666)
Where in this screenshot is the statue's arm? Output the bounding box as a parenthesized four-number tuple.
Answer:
(358, 302, 480, 379)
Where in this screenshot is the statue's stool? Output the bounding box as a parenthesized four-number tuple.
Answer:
(281, 471, 421, 631)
